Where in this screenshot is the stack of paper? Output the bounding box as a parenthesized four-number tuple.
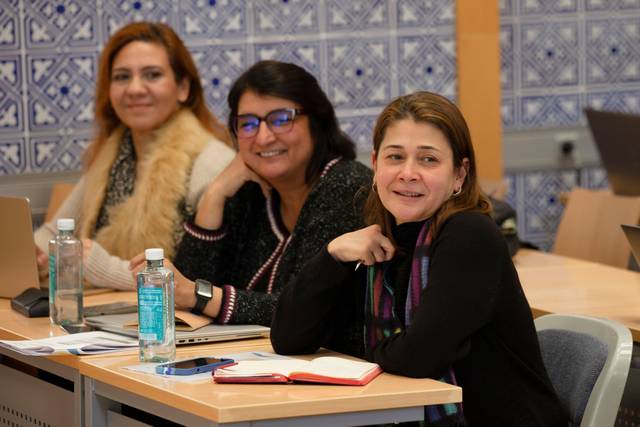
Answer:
(0, 331, 138, 356)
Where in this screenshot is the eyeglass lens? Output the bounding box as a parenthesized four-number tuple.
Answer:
(236, 109, 297, 138)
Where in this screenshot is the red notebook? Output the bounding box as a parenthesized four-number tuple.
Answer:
(213, 356, 382, 386)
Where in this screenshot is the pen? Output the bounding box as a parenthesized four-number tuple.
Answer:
(354, 262, 362, 271)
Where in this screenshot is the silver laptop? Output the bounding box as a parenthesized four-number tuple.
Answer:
(585, 108, 640, 196)
(0, 196, 40, 298)
(85, 312, 269, 345)
(621, 224, 640, 265)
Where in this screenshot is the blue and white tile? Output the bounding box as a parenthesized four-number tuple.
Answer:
(519, 0, 578, 16)
(396, 0, 454, 28)
(500, 0, 515, 17)
(28, 132, 90, 172)
(177, 0, 246, 40)
(520, 94, 582, 128)
(585, 18, 640, 84)
(580, 166, 609, 189)
(585, 89, 640, 114)
(24, 0, 98, 49)
(0, 138, 26, 175)
(254, 40, 321, 82)
(327, 38, 391, 109)
(190, 43, 247, 120)
(585, 0, 640, 12)
(397, 33, 456, 99)
(326, 0, 388, 32)
(0, 55, 23, 131)
(500, 23, 515, 92)
(0, 0, 20, 50)
(253, 0, 319, 36)
(501, 96, 516, 129)
(520, 22, 579, 89)
(338, 114, 378, 153)
(101, 0, 173, 40)
(26, 52, 96, 131)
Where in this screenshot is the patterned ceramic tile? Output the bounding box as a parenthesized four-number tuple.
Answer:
(326, 0, 388, 31)
(520, 22, 579, 88)
(29, 132, 90, 172)
(580, 166, 609, 188)
(254, 40, 321, 82)
(24, 0, 98, 49)
(585, 88, 640, 113)
(501, 96, 516, 128)
(500, 0, 514, 17)
(338, 114, 378, 153)
(585, 0, 640, 12)
(26, 52, 96, 131)
(500, 24, 515, 92)
(0, 138, 26, 174)
(0, 0, 20, 50)
(0, 55, 23, 131)
(396, 0, 454, 28)
(326, 38, 391, 109)
(101, 0, 173, 40)
(585, 18, 640, 84)
(190, 43, 247, 120)
(253, 0, 319, 36)
(397, 33, 456, 99)
(519, 0, 578, 15)
(177, 0, 246, 40)
(520, 94, 582, 128)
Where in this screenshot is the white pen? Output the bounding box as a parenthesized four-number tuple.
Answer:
(354, 262, 363, 271)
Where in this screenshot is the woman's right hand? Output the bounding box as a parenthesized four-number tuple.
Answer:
(36, 246, 49, 278)
(195, 154, 271, 230)
(327, 224, 395, 266)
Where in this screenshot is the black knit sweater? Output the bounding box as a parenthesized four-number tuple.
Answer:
(173, 159, 372, 326)
(272, 211, 568, 427)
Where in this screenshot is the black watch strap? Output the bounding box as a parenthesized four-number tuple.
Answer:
(192, 279, 213, 315)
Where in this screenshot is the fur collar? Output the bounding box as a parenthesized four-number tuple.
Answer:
(80, 109, 213, 260)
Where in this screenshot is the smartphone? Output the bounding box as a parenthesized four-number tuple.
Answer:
(155, 357, 235, 376)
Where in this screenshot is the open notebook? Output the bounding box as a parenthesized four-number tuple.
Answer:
(85, 312, 269, 345)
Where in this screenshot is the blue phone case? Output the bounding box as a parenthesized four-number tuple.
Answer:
(155, 358, 234, 375)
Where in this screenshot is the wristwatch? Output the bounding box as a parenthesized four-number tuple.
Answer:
(192, 279, 213, 315)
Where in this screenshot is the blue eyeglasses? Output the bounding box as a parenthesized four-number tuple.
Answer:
(235, 108, 305, 139)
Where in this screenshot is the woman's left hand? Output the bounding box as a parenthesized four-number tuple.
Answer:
(129, 254, 196, 310)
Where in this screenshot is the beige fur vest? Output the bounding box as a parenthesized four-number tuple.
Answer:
(80, 109, 213, 260)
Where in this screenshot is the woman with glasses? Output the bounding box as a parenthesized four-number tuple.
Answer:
(132, 60, 372, 325)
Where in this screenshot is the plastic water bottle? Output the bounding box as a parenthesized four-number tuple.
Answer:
(137, 248, 175, 362)
(49, 218, 83, 326)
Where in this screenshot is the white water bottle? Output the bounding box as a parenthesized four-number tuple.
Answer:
(136, 248, 175, 362)
(49, 218, 83, 326)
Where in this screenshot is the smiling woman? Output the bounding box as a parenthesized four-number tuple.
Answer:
(164, 60, 373, 327)
(33, 22, 235, 290)
(271, 91, 568, 427)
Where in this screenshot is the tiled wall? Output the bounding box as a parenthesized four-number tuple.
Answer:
(0, 0, 456, 175)
(2, 0, 639, 251)
(500, 0, 640, 250)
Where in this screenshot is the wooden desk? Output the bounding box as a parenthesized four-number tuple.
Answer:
(81, 343, 462, 427)
(515, 249, 640, 341)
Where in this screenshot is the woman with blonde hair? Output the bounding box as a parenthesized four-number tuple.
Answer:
(35, 22, 234, 290)
(272, 91, 567, 426)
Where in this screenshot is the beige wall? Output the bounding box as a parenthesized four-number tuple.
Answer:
(456, 0, 502, 181)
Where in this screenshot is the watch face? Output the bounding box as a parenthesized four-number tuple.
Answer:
(196, 280, 213, 299)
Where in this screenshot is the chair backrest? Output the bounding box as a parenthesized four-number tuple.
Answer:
(535, 314, 632, 427)
(44, 182, 75, 223)
(553, 188, 640, 268)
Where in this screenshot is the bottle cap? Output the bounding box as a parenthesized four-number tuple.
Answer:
(57, 218, 75, 231)
(145, 248, 164, 261)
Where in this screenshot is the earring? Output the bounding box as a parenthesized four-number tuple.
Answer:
(371, 180, 377, 193)
(452, 187, 462, 197)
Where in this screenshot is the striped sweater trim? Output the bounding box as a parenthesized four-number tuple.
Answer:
(217, 285, 237, 324)
(184, 221, 226, 242)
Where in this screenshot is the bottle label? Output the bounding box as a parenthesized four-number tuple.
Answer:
(137, 288, 165, 342)
(48, 254, 56, 295)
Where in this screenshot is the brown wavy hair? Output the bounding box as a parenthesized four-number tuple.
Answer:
(85, 21, 230, 167)
(364, 91, 491, 240)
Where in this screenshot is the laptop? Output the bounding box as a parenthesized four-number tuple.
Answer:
(85, 312, 270, 345)
(621, 224, 640, 265)
(585, 108, 640, 196)
(0, 196, 40, 298)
